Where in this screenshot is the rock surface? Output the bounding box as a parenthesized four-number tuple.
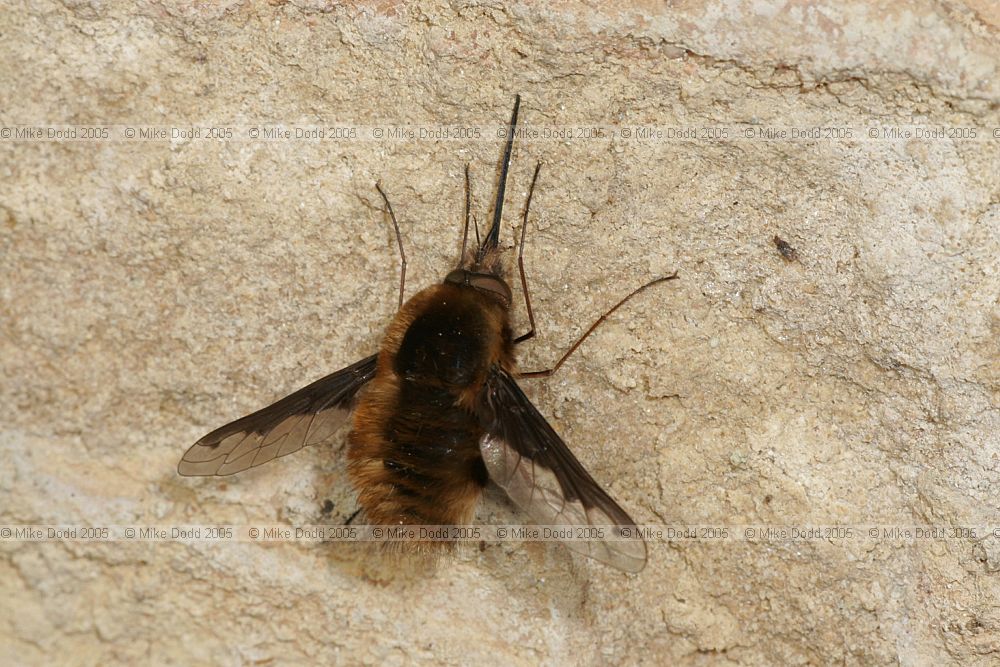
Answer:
(1, 1, 998, 664)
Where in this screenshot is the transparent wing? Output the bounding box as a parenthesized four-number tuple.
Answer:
(477, 367, 647, 573)
(178, 354, 378, 476)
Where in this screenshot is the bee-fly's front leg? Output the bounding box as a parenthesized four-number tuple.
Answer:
(375, 182, 407, 310)
(514, 162, 543, 344)
(519, 273, 679, 379)
(460, 164, 474, 258)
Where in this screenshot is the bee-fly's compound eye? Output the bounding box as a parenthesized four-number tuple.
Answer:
(445, 269, 512, 307)
(468, 274, 512, 307)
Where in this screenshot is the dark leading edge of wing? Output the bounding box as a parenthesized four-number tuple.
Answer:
(477, 367, 648, 573)
(178, 354, 378, 476)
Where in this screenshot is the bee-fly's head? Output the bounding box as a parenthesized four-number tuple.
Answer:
(445, 95, 521, 308)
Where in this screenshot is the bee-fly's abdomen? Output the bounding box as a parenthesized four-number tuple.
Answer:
(347, 282, 514, 525)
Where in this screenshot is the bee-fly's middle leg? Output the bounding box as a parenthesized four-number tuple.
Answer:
(519, 272, 679, 379)
(511, 161, 679, 379)
(375, 182, 407, 310)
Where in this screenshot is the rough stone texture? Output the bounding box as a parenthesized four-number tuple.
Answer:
(2, 1, 999, 665)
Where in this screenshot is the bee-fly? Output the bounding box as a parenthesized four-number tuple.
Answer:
(179, 96, 678, 573)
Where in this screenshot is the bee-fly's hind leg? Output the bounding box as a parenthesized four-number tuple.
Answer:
(344, 508, 362, 526)
(514, 162, 543, 345)
(375, 182, 407, 310)
(519, 272, 680, 379)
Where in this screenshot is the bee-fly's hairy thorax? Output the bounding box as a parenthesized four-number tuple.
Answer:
(348, 285, 510, 524)
(179, 95, 676, 572)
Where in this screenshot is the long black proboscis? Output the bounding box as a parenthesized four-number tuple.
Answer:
(478, 94, 521, 261)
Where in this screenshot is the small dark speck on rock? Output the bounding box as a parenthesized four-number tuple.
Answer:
(773, 235, 799, 262)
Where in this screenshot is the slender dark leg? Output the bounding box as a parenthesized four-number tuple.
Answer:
(375, 182, 406, 310)
(344, 508, 362, 526)
(460, 164, 472, 259)
(519, 273, 680, 379)
(514, 162, 543, 344)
